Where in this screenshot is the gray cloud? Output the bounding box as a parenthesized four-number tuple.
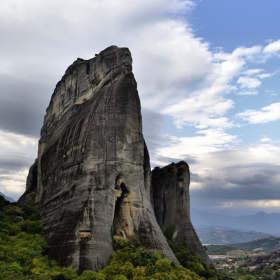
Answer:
(0, 155, 34, 172)
(190, 163, 280, 202)
(190, 172, 203, 182)
(142, 107, 165, 150)
(224, 163, 279, 187)
(142, 108, 198, 167)
(0, 74, 52, 137)
(0, 175, 24, 181)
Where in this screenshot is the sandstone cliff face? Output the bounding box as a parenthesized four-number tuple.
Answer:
(32, 46, 177, 272)
(151, 161, 212, 266)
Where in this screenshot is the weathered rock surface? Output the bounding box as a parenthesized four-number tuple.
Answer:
(25, 46, 177, 273)
(19, 45, 213, 273)
(151, 161, 212, 266)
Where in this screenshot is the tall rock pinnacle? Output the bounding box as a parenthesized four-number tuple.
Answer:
(151, 161, 212, 266)
(19, 46, 211, 273)
(31, 46, 177, 272)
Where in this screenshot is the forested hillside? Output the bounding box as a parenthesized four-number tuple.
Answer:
(0, 195, 230, 279)
(232, 237, 280, 252)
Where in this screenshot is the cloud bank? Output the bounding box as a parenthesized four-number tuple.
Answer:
(0, 0, 279, 214)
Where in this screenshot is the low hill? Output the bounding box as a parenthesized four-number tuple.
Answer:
(206, 237, 280, 255)
(231, 236, 280, 252)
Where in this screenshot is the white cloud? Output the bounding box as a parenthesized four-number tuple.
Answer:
(131, 19, 213, 109)
(214, 46, 263, 64)
(0, 0, 194, 76)
(154, 128, 240, 163)
(263, 39, 280, 54)
(241, 69, 271, 79)
(243, 69, 263, 76)
(154, 38, 280, 132)
(1, 0, 278, 135)
(162, 95, 234, 129)
(232, 45, 263, 59)
(260, 137, 272, 143)
(155, 135, 279, 170)
(237, 90, 258, 96)
(159, 42, 277, 129)
(257, 73, 271, 79)
(237, 76, 261, 89)
(237, 103, 280, 124)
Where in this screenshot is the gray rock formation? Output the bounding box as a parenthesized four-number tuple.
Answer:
(151, 161, 212, 266)
(26, 46, 177, 273)
(19, 45, 213, 273)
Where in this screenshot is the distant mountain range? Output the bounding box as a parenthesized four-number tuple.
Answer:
(0, 192, 15, 202)
(190, 208, 280, 244)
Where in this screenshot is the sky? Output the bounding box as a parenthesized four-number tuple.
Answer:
(0, 0, 279, 216)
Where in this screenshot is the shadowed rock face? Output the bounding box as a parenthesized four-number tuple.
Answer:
(151, 161, 212, 266)
(31, 46, 177, 273)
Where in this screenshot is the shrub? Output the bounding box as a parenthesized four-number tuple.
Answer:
(20, 219, 44, 234)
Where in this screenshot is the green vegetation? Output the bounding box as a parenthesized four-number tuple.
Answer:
(2, 194, 279, 280)
(0, 195, 78, 279)
(207, 236, 280, 255)
(97, 237, 206, 279)
(0, 194, 230, 279)
(167, 240, 214, 278)
(214, 258, 280, 280)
